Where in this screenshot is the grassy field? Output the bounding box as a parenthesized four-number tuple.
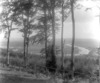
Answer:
(0, 51, 99, 75)
(0, 75, 49, 83)
(0, 73, 99, 83)
(0, 46, 99, 83)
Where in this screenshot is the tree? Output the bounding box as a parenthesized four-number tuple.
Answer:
(30, 0, 64, 73)
(50, 0, 57, 73)
(12, 0, 37, 67)
(61, 0, 64, 78)
(70, 0, 76, 79)
(43, 0, 48, 66)
(60, 0, 71, 79)
(36, 0, 49, 63)
(37, 0, 67, 73)
(31, 0, 58, 73)
(0, 0, 17, 66)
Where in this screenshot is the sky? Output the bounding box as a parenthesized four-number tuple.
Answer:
(0, 0, 100, 43)
(56, 0, 100, 42)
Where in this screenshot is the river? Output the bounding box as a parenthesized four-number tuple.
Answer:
(65, 44, 90, 56)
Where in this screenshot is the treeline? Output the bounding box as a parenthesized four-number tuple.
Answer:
(0, 0, 84, 79)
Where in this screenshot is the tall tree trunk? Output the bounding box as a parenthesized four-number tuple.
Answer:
(7, 21, 13, 66)
(23, 33, 26, 67)
(7, 29, 11, 66)
(25, 11, 30, 67)
(61, 0, 64, 79)
(51, 0, 56, 58)
(22, 13, 27, 67)
(23, 13, 29, 67)
(70, 0, 75, 79)
(26, 36, 29, 66)
(44, 9, 48, 62)
(51, 0, 57, 73)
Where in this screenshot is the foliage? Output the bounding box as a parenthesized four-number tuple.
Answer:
(0, 0, 96, 81)
(40, 44, 60, 56)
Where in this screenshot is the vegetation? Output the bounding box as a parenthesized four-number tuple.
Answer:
(0, 49, 98, 79)
(0, 0, 18, 65)
(0, 0, 99, 83)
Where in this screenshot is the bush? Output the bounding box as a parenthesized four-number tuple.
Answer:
(0, 57, 7, 64)
(62, 56, 97, 79)
(10, 58, 23, 67)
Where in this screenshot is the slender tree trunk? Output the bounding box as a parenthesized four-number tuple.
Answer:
(61, 0, 64, 79)
(24, 34, 29, 68)
(51, 0, 57, 73)
(7, 29, 11, 66)
(7, 21, 13, 66)
(22, 13, 27, 67)
(25, 11, 30, 67)
(23, 12, 29, 67)
(44, 9, 48, 61)
(23, 33, 26, 67)
(26, 34, 30, 64)
(51, 0, 56, 58)
(26, 37, 29, 65)
(70, 0, 75, 79)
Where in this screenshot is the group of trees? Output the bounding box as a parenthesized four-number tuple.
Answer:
(0, 0, 77, 78)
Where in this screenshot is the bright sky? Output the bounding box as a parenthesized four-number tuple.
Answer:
(57, 0, 100, 42)
(0, 0, 100, 43)
(0, 0, 4, 46)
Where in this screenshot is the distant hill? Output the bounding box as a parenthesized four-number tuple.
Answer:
(56, 38, 98, 49)
(0, 38, 98, 54)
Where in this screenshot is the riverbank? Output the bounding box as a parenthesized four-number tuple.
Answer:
(65, 44, 90, 56)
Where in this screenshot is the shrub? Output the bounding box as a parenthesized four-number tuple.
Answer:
(10, 58, 23, 67)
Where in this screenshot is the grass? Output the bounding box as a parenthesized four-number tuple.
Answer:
(0, 49, 99, 83)
(0, 74, 48, 83)
(0, 74, 99, 83)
